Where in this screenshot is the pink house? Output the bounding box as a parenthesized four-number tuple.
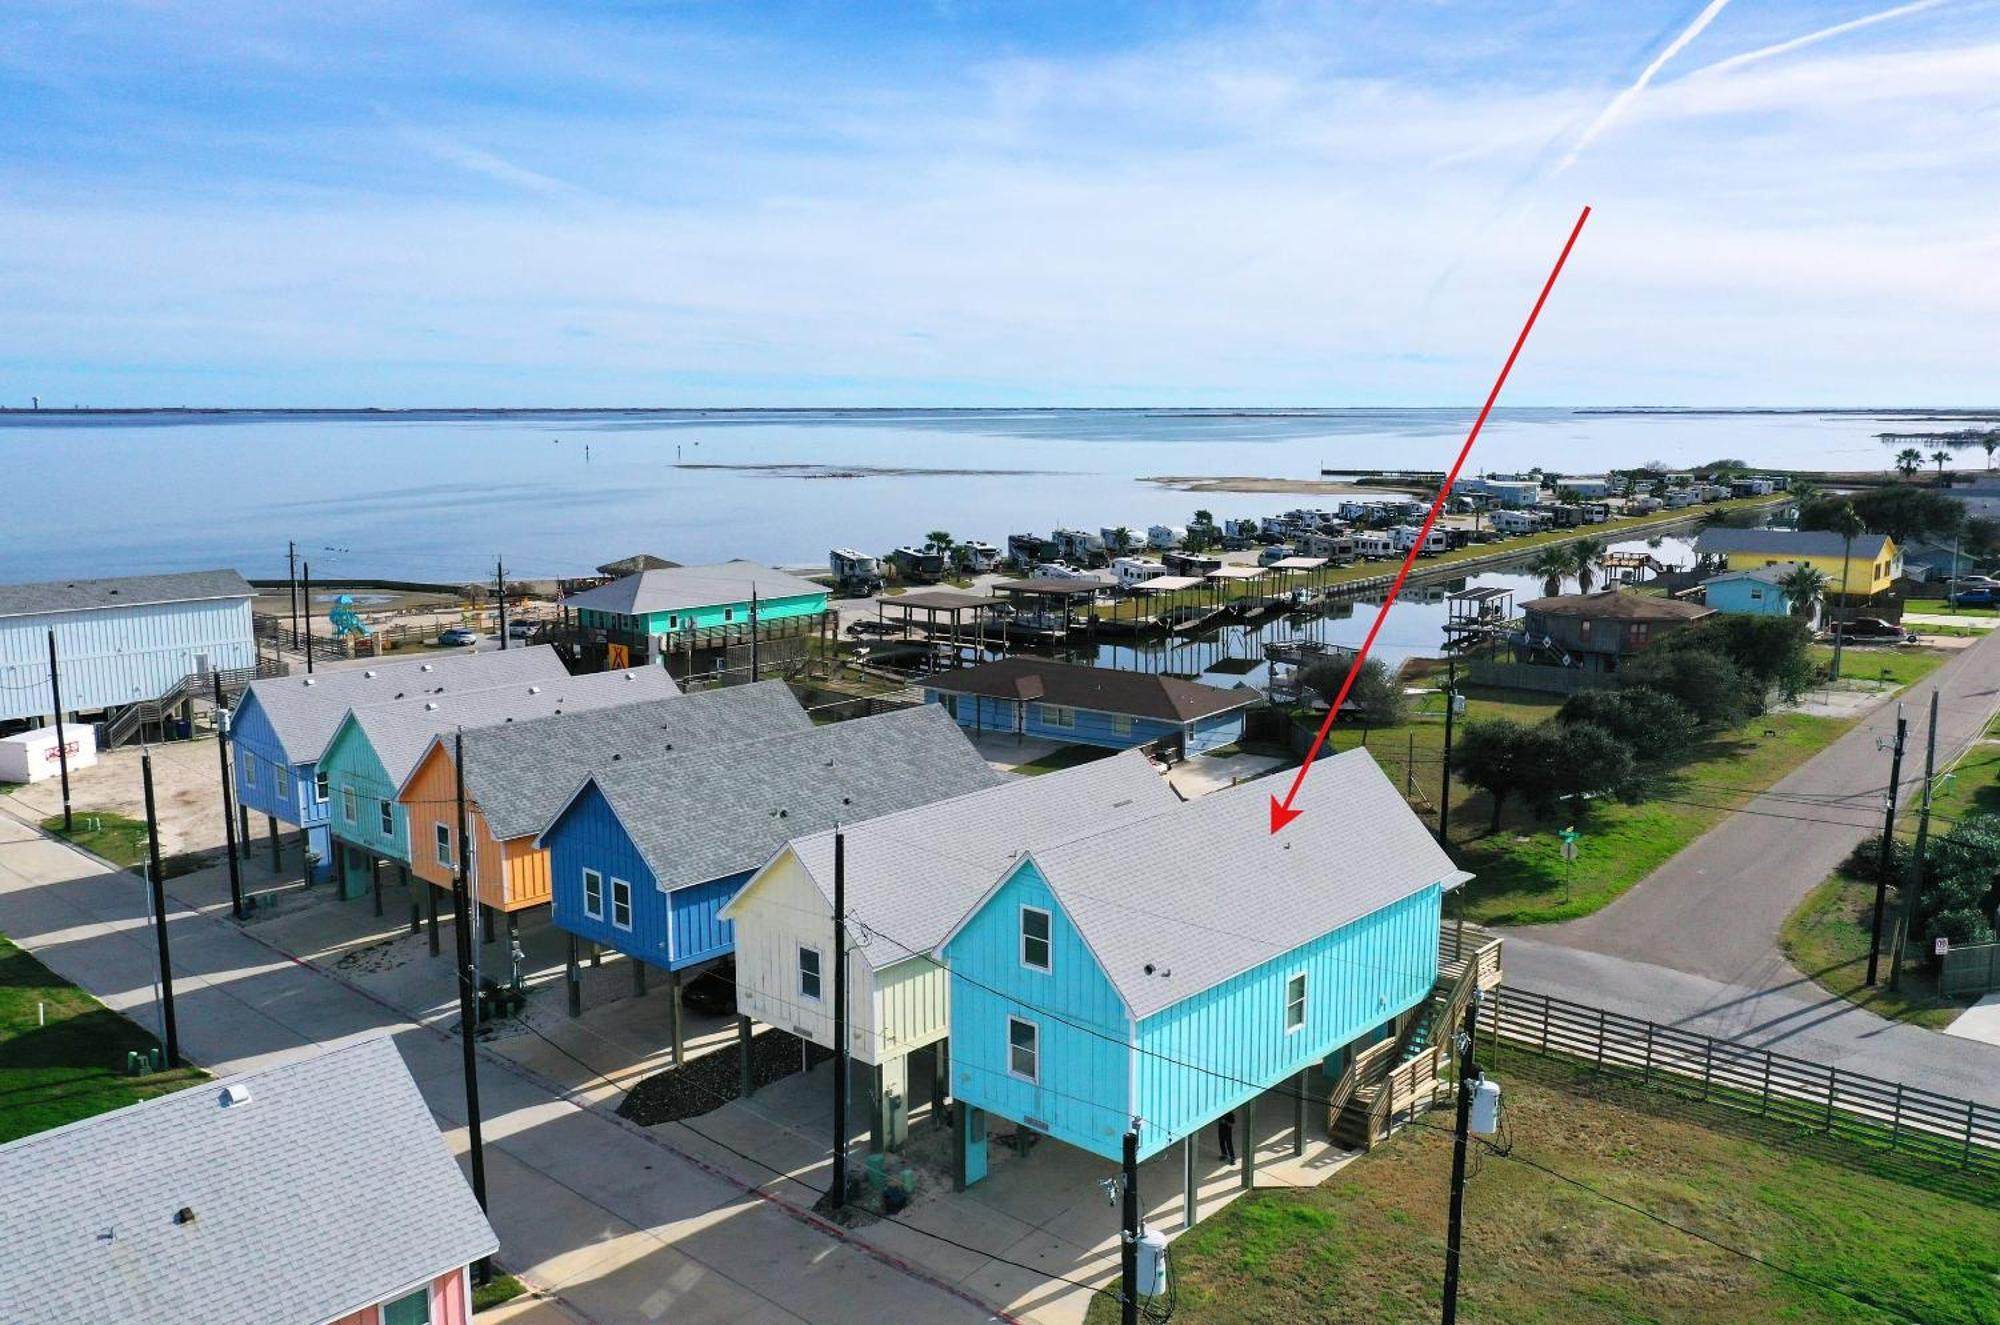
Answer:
(0, 1036, 498, 1324)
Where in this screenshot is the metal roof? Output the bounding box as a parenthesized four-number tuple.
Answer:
(235, 646, 573, 763)
(562, 561, 827, 616)
(1133, 575, 1203, 592)
(0, 1037, 496, 1325)
(347, 667, 683, 789)
(992, 577, 1110, 596)
(1694, 527, 1891, 561)
(989, 748, 1463, 1020)
(1266, 557, 1328, 571)
(1206, 565, 1267, 580)
(924, 657, 1258, 723)
(743, 750, 1179, 971)
(456, 681, 810, 840)
(879, 590, 1001, 612)
(556, 704, 1002, 893)
(0, 568, 254, 620)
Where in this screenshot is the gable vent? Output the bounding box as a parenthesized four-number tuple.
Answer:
(218, 1084, 251, 1108)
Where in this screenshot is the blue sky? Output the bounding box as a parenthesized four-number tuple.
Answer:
(1, 1, 1994, 406)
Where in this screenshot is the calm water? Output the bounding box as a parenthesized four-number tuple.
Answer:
(0, 407, 1896, 583)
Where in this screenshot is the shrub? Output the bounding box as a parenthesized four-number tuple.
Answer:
(1846, 834, 1912, 881)
(1547, 721, 1638, 814)
(1660, 614, 1816, 702)
(1620, 648, 1761, 724)
(1929, 908, 1996, 949)
(1298, 656, 1409, 727)
(1557, 687, 1697, 762)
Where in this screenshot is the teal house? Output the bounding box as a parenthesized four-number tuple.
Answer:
(1702, 566, 1816, 626)
(936, 749, 1466, 1184)
(566, 561, 830, 665)
(318, 667, 678, 896)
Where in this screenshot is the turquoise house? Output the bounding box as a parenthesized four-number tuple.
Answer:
(1703, 566, 1816, 626)
(936, 749, 1466, 1181)
(318, 667, 678, 896)
(922, 657, 1255, 757)
(566, 561, 830, 665)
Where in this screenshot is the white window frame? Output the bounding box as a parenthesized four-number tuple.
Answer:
(314, 770, 329, 803)
(582, 868, 604, 921)
(342, 785, 357, 824)
(435, 822, 453, 868)
(378, 798, 395, 836)
(610, 877, 633, 931)
(1007, 1016, 1040, 1083)
(1038, 704, 1076, 730)
(1020, 905, 1052, 973)
(798, 944, 823, 1001)
(1285, 972, 1308, 1034)
(242, 756, 256, 788)
(275, 766, 290, 801)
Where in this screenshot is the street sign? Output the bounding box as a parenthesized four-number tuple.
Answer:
(1936, 936, 1951, 957)
(1562, 839, 1578, 862)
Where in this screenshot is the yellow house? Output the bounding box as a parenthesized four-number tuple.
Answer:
(1693, 528, 1900, 597)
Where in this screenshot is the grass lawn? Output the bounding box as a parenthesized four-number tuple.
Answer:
(0, 933, 203, 1143)
(1807, 643, 1951, 689)
(472, 1274, 527, 1312)
(1905, 602, 2000, 618)
(1085, 1044, 2000, 1325)
(39, 812, 207, 878)
(1008, 745, 1118, 776)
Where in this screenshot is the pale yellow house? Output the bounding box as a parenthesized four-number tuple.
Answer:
(1694, 528, 1901, 598)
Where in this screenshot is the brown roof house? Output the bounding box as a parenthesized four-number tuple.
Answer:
(921, 656, 1257, 756)
(1519, 589, 1713, 672)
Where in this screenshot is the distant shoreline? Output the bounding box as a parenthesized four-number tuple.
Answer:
(4, 405, 1996, 420)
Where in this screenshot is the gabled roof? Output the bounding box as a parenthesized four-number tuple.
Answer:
(340, 667, 682, 789)
(0, 568, 254, 620)
(452, 681, 811, 841)
(1521, 590, 1714, 622)
(1695, 527, 1891, 560)
(1703, 565, 1796, 587)
(563, 560, 827, 616)
(728, 750, 1178, 970)
(957, 749, 1463, 1020)
(924, 657, 1256, 723)
(0, 1037, 495, 1325)
(547, 704, 1001, 893)
(235, 646, 573, 763)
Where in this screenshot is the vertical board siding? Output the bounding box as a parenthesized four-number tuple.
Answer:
(543, 783, 671, 967)
(227, 695, 295, 825)
(667, 871, 751, 969)
(943, 861, 1133, 1160)
(1184, 712, 1246, 755)
(0, 596, 255, 723)
(321, 723, 412, 865)
(399, 746, 521, 910)
(501, 836, 552, 908)
(1135, 885, 1441, 1157)
(727, 851, 879, 1061)
(923, 691, 1204, 751)
(579, 589, 828, 636)
(875, 957, 949, 1057)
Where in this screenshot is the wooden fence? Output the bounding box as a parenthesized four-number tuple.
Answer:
(1941, 942, 2000, 998)
(1487, 985, 2000, 1175)
(1465, 660, 1622, 695)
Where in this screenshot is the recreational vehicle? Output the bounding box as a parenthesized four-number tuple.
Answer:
(828, 548, 884, 596)
(1147, 524, 1188, 550)
(890, 545, 944, 583)
(1113, 557, 1170, 589)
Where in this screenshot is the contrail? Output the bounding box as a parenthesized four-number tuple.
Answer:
(1685, 0, 1946, 79)
(1556, 0, 1734, 172)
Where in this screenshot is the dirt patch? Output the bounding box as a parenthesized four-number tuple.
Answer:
(618, 1029, 833, 1124)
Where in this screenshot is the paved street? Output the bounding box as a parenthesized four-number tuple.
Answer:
(1510, 625, 2000, 1106)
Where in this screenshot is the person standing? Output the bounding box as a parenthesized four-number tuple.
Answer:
(1217, 1109, 1237, 1164)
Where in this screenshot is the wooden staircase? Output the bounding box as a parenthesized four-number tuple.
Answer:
(1328, 924, 1503, 1150)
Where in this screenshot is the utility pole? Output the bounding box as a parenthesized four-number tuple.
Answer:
(451, 729, 491, 1281)
(1441, 989, 1484, 1325)
(1890, 691, 1940, 993)
(1120, 1127, 1141, 1325)
(45, 630, 72, 833)
(301, 560, 314, 674)
(1866, 704, 1907, 987)
(141, 751, 181, 1067)
(1441, 653, 1464, 951)
(831, 830, 849, 1210)
(750, 584, 760, 682)
(495, 557, 508, 649)
(287, 540, 300, 651)
(214, 674, 245, 920)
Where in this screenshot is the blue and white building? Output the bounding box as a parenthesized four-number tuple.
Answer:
(922, 657, 1256, 757)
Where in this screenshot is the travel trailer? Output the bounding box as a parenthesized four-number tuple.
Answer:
(828, 548, 884, 596)
(1113, 557, 1170, 589)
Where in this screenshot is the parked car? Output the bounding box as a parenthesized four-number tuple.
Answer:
(506, 620, 537, 640)
(1947, 587, 1999, 606)
(680, 957, 737, 1015)
(437, 627, 481, 647)
(1829, 617, 1916, 643)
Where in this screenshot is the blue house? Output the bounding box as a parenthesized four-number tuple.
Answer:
(0, 569, 255, 727)
(922, 657, 1255, 757)
(229, 646, 571, 879)
(936, 748, 1467, 1185)
(1702, 566, 1817, 626)
(537, 704, 1000, 987)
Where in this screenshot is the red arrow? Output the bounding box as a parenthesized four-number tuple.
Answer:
(1271, 204, 1592, 834)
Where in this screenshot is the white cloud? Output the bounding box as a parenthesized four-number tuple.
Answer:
(1556, 0, 1734, 172)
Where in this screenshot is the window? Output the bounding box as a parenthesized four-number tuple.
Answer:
(1020, 906, 1051, 972)
(1285, 973, 1307, 1032)
(381, 1287, 431, 1325)
(667, 615, 678, 629)
(275, 766, 290, 801)
(798, 945, 823, 1000)
(1629, 623, 1650, 642)
(1108, 714, 1134, 738)
(582, 869, 604, 921)
(1008, 1017, 1039, 1082)
(378, 799, 395, 836)
(342, 786, 357, 823)
(435, 823, 453, 868)
(314, 771, 329, 803)
(242, 756, 256, 789)
(1577, 619, 1592, 637)
(1039, 704, 1076, 730)
(723, 607, 735, 622)
(611, 878, 633, 930)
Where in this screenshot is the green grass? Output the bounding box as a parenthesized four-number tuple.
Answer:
(1904, 602, 2000, 618)
(1006, 745, 1119, 777)
(40, 813, 205, 878)
(1806, 643, 1951, 689)
(473, 1274, 527, 1312)
(0, 933, 204, 1143)
(1779, 872, 1966, 1030)
(1084, 1043, 2000, 1325)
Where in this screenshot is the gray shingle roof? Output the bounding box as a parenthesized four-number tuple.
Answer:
(924, 657, 1257, 723)
(351, 666, 683, 789)
(0, 568, 254, 620)
(236, 646, 575, 762)
(1695, 527, 1891, 560)
(1521, 589, 1714, 622)
(458, 681, 811, 841)
(564, 560, 828, 617)
(1704, 565, 1795, 587)
(561, 704, 1002, 893)
(738, 750, 1179, 971)
(0, 1037, 496, 1325)
(997, 748, 1463, 1020)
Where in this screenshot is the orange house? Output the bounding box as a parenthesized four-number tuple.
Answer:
(398, 682, 811, 923)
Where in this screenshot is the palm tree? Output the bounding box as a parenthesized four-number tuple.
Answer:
(1932, 449, 1953, 477)
(1984, 435, 1998, 471)
(1777, 564, 1828, 622)
(1830, 502, 1864, 679)
(1109, 526, 1136, 556)
(1569, 536, 1607, 593)
(1895, 447, 1924, 477)
(1529, 546, 1572, 597)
